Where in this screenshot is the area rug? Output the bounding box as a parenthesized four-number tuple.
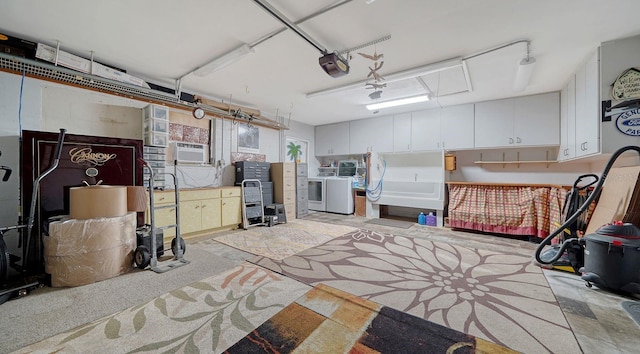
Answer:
(225, 283, 516, 353)
(364, 217, 415, 229)
(204, 219, 357, 260)
(15, 263, 311, 353)
(250, 229, 582, 354)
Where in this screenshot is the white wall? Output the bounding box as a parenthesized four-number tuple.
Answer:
(0, 70, 297, 253)
(285, 119, 317, 175)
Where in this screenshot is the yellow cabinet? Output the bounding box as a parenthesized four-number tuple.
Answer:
(148, 187, 239, 240)
(148, 190, 177, 240)
(179, 189, 222, 236)
(179, 200, 203, 235)
(201, 198, 222, 229)
(221, 187, 242, 227)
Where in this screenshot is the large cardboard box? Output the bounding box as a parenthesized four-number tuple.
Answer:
(585, 166, 640, 234)
(44, 212, 136, 287)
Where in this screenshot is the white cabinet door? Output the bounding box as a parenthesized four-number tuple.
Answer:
(440, 104, 474, 150)
(559, 85, 570, 160)
(349, 119, 370, 154)
(393, 112, 412, 152)
(349, 116, 393, 154)
(411, 108, 441, 151)
(315, 122, 349, 156)
(474, 99, 514, 148)
(577, 51, 600, 157)
(370, 115, 394, 153)
(514, 92, 559, 147)
(567, 75, 577, 159)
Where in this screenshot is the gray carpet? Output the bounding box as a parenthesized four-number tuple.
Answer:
(364, 217, 415, 228)
(0, 243, 248, 353)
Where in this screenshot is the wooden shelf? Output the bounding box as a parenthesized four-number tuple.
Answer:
(474, 160, 558, 164)
(473, 151, 558, 167)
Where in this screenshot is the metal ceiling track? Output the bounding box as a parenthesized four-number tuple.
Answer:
(0, 52, 287, 130)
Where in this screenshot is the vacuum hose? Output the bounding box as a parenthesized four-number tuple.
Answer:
(534, 145, 640, 265)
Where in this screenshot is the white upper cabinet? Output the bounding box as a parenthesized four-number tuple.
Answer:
(559, 49, 600, 161)
(514, 92, 560, 146)
(474, 99, 515, 148)
(349, 115, 393, 154)
(393, 112, 412, 152)
(315, 122, 350, 156)
(475, 93, 559, 148)
(440, 104, 474, 150)
(411, 108, 441, 151)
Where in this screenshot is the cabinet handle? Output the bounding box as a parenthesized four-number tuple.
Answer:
(407, 144, 410, 150)
(201, 205, 206, 209)
(516, 137, 521, 144)
(509, 138, 514, 144)
(583, 142, 588, 151)
(195, 205, 200, 209)
(564, 148, 569, 156)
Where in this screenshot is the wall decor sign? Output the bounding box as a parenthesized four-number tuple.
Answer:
(612, 68, 640, 100)
(237, 123, 260, 153)
(615, 108, 640, 136)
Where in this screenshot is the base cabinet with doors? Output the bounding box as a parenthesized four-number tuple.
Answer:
(150, 187, 241, 242)
(474, 92, 560, 149)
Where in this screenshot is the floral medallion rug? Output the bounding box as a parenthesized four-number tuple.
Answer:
(15, 264, 311, 354)
(225, 283, 517, 353)
(204, 219, 357, 260)
(249, 229, 583, 354)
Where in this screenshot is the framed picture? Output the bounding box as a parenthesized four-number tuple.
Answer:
(237, 123, 260, 153)
(285, 136, 309, 163)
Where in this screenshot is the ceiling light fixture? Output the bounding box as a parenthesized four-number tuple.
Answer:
(192, 44, 255, 77)
(366, 94, 430, 110)
(513, 41, 536, 91)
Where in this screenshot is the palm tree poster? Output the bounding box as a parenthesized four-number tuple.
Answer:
(286, 137, 308, 163)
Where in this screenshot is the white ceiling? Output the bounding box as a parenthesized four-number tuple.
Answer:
(2, 0, 640, 126)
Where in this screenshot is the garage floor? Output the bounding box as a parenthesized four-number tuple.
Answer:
(301, 211, 640, 354)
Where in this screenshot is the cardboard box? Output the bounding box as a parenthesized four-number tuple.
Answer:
(91, 61, 150, 88)
(35, 43, 149, 88)
(585, 166, 640, 234)
(35, 42, 91, 73)
(44, 212, 136, 287)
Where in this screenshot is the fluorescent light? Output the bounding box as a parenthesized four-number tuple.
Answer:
(513, 56, 536, 91)
(193, 44, 254, 77)
(366, 95, 430, 110)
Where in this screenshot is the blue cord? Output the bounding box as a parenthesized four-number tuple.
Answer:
(366, 159, 386, 201)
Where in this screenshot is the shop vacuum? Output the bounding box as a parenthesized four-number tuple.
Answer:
(535, 145, 640, 293)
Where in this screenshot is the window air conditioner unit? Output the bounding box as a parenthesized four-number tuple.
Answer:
(172, 142, 207, 163)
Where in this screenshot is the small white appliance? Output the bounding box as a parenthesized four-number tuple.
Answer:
(172, 142, 206, 163)
(326, 176, 354, 214)
(308, 177, 327, 211)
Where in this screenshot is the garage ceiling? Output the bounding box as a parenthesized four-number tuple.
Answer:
(1, 0, 640, 126)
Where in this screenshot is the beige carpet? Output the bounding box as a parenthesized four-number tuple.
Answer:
(251, 228, 583, 354)
(15, 263, 311, 353)
(201, 219, 357, 260)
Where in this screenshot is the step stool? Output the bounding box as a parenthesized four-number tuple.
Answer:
(264, 203, 287, 224)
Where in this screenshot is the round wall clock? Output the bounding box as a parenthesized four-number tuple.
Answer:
(193, 107, 205, 119)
